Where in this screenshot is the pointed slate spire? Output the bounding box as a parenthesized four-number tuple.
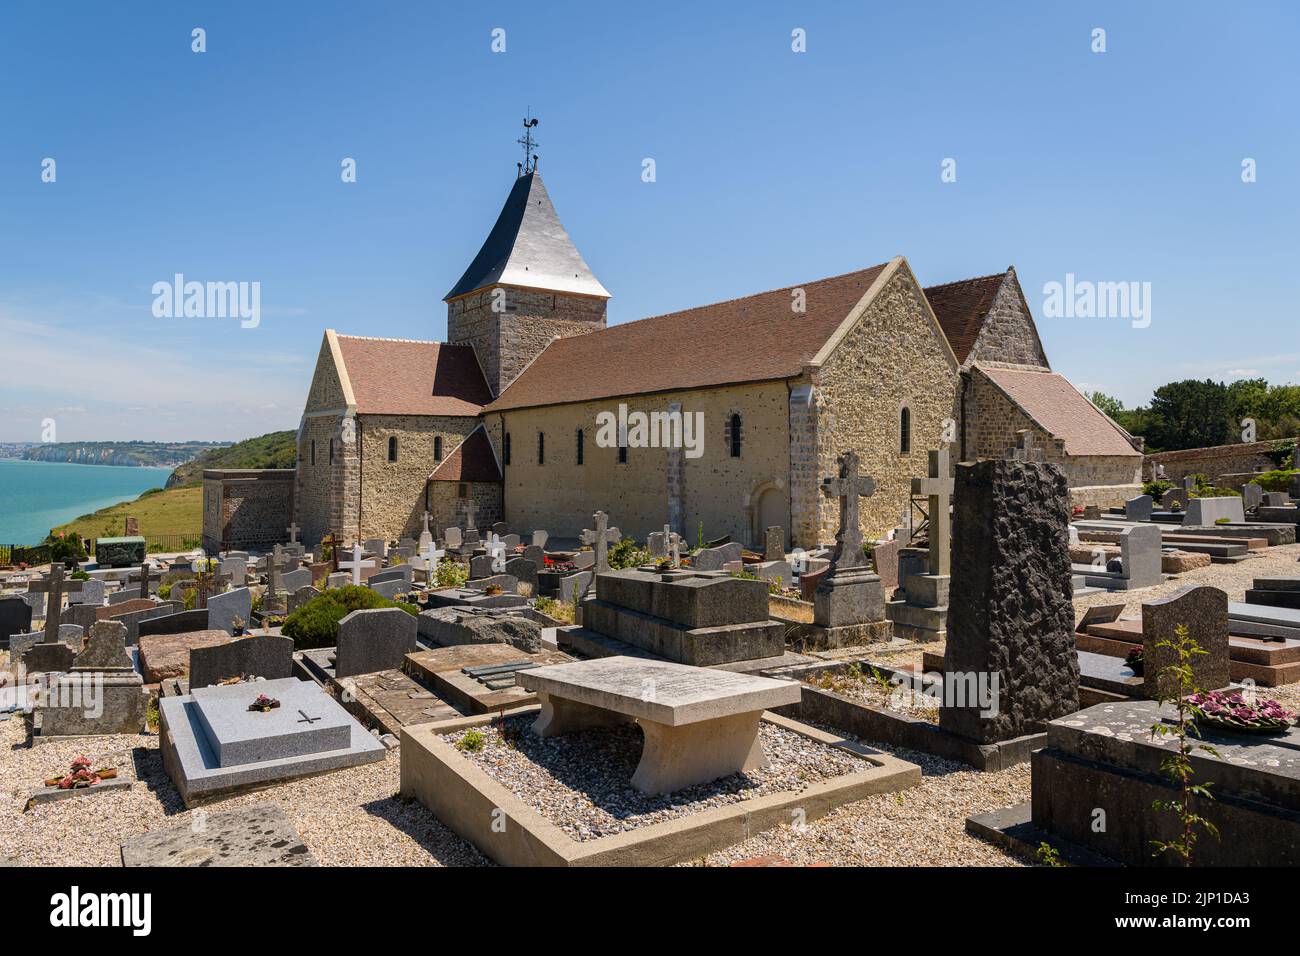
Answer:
(444, 171, 609, 301)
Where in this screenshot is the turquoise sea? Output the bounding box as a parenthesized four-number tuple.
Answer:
(0, 459, 174, 545)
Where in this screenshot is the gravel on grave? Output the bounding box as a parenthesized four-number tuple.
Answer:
(801, 667, 939, 723)
(0, 716, 489, 868)
(445, 714, 864, 841)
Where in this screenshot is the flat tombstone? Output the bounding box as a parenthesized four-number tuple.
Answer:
(334, 608, 418, 679)
(1124, 494, 1153, 521)
(1242, 482, 1264, 512)
(188, 634, 294, 689)
(207, 587, 253, 635)
(518, 657, 801, 795)
(1142, 586, 1230, 698)
(0, 595, 33, 645)
(121, 802, 316, 867)
(870, 538, 901, 592)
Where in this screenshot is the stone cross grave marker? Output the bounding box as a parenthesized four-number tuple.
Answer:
(820, 451, 875, 571)
(339, 544, 376, 587)
(130, 561, 159, 600)
(286, 522, 300, 545)
(419, 511, 434, 549)
(412, 539, 445, 585)
(911, 448, 954, 576)
(461, 498, 479, 532)
(27, 564, 75, 642)
(664, 524, 685, 569)
(485, 534, 508, 573)
(580, 511, 620, 573)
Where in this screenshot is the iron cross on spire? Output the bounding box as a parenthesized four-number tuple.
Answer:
(517, 110, 540, 176)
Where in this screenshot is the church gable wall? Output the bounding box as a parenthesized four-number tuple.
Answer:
(813, 267, 960, 544)
(965, 271, 1050, 369)
(356, 414, 482, 542)
(497, 381, 789, 546)
(296, 335, 353, 547)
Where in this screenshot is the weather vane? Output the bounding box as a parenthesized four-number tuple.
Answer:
(517, 109, 539, 176)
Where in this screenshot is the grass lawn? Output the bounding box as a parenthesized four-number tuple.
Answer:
(54, 486, 203, 540)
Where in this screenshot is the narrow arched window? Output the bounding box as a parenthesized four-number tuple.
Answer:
(900, 407, 911, 455)
(537, 431, 545, 465)
(388, 436, 398, 462)
(576, 428, 584, 465)
(434, 436, 443, 460)
(504, 433, 511, 466)
(727, 413, 742, 458)
(329, 438, 335, 463)
(310, 440, 316, 465)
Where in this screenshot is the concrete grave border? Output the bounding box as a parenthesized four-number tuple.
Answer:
(400, 707, 919, 867)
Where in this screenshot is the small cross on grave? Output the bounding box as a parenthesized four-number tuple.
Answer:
(580, 511, 619, 573)
(30, 564, 69, 642)
(663, 523, 684, 569)
(321, 531, 341, 573)
(296, 709, 321, 725)
(286, 522, 300, 546)
(131, 560, 159, 600)
(192, 557, 230, 610)
(419, 511, 434, 547)
(1006, 429, 1045, 463)
(339, 544, 376, 586)
(911, 448, 955, 577)
(461, 499, 479, 534)
(820, 451, 876, 571)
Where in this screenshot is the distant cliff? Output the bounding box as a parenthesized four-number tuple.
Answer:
(165, 430, 297, 488)
(21, 441, 225, 469)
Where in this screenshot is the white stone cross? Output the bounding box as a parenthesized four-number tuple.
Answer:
(339, 543, 376, 586)
(461, 499, 479, 532)
(413, 539, 445, 585)
(286, 522, 300, 545)
(419, 511, 434, 549)
(911, 448, 954, 576)
(580, 511, 619, 573)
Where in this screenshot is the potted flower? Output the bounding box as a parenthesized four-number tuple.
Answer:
(1189, 690, 1296, 734)
(231, 615, 247, 637)
(1125, 647, 1144, 675)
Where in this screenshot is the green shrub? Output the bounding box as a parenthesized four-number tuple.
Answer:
(1255, 469, 1299, 493)
(457, 729, 486, 753)
(1143, 479, 1176, 499)
(433, 559, 467, 589)
(607, 538, 647, 570)
(70, 569, 89, 581)
(281, 585, 419, 649)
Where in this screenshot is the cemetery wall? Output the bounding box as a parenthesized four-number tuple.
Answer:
(963, 270, 1050, 370)
(448, 286, 607, 395)
(1144, 440, 1290, 483)
(495, 381, 790, 545)
(357, 414, 482, 541)
(813, 266, 960, 544)
(963, 368, 1141, 503)
(202, 469, 295, 552)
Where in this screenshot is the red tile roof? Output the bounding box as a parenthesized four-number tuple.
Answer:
(336, 336, 490, 416)
(428, 427, 501, 482)
(484, 263, 892, 412)
(977, 365, 1141, 457)
(923, 272, 1007, 365)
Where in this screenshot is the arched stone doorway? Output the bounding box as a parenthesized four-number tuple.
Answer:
(749, 481, 789, 549)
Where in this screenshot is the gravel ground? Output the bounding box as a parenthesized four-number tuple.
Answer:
(445, 714, 863, 841)
(0, 717, 488, 867)
(802, 665, 939, 722)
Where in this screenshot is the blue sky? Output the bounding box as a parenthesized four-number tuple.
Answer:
(1, 0, 1296, 442)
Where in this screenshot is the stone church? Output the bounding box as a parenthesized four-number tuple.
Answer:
(290, 166, 1141, 551)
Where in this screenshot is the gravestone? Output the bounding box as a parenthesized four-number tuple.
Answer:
(491, 521, 508, 536)
(288, 586, 319, 612)
(559, 570, 594, 603)
(1264, 492, 1287, 507)
(207, 587, 253, 635)
(764, 526, 784, 562)
(1242, 482, 1264, 512)
(138, 608, 210, 639)
(693, 541, 743, 572)
(522, 544, 545, 566)
(0, 595, 33, 648)
(157, 677, 386, 807)
(1118, 523, 1163, 588)
(334, 608, 418, 678)
(1183, 496, 1246, 526)
(1142, 586, 1230, 698)
(61, 603, 98, 632)
(20, 638, 76, 674)
(281, 568, 313, 592)
(369, 579, 409, 600)
(96, 536, 146, 568)
(940, 456, 1078, 744)
(363, 538, 387, 560)
(504, 556, 538, 595)
(647, 532, 667, 558)
(469, 554, 497, 579)
(1160, 487, 1188, 511)
(326, 572, 350, 589)
(532, 529, 549, 549)
(75, 578, 106, 606)
(444, 527, 463, 550)
(814, 451, 884, 628)
(370, 566, 413, 586)
(339, 544, 376, 586)
(1124, 494, 1153, 521)
(188, 634, 295, 689)
(38, 621, 147, 738)
(871, 537, 901, 593)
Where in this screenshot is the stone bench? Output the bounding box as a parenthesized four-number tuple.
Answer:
(517, 656, 801, 795)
